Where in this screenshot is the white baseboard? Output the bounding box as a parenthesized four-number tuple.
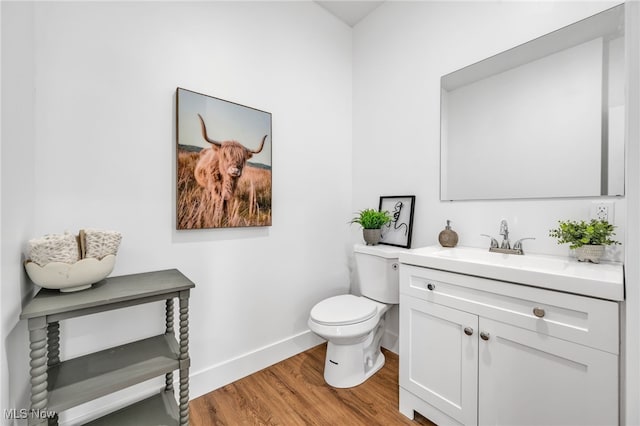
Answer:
(190, 329, 324, 399)
(382, 328, 399, 354)
(59, 330, 325, 425)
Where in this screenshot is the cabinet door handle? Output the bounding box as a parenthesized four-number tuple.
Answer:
(426, 283, 435, 291)
(533, 307, 546, 318)
(464, 327, 474, 336)
(480, 331, 490, 341)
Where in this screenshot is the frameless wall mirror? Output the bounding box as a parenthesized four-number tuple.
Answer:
(441, 4, 625, 201)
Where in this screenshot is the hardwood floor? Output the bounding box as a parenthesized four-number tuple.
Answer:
(190, 343, 435, 425)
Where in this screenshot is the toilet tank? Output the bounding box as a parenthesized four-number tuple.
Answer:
(354, 244, 406, 304)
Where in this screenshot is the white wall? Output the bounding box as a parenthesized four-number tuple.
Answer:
(2, 1, 352, 423)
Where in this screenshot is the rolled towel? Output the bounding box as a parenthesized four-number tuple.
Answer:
(28, 233, 80, 266)
(83, 229, 122, 260)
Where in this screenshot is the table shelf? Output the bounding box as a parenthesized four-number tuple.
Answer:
(84, 391, 179, 426)
(48, 333, 179, 412)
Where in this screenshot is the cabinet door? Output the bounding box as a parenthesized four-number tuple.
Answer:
(400, 295, 478, 425)
(478, 318, 618, 426)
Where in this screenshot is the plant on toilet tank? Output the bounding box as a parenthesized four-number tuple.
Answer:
(549, 219, 620, 263)
(350, 209, 391, 245)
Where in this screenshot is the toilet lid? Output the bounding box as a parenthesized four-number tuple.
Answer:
(310, 295, 377, 326)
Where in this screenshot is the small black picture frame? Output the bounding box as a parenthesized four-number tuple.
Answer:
(378, 195, 415, 248)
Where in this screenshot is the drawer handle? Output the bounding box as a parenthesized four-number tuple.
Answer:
(426, 283, 435, 291)
(464, 327, 474, 336)
(480, 332, 490, 341)
(533, 307, 546, 318)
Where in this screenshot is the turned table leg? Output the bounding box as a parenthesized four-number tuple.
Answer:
(178, 291, 190, 426)
(164, 298, 174, 392)
(28, 317, 48, 426)
(46, 322, 60, 425)
(47, 322, 60, 367)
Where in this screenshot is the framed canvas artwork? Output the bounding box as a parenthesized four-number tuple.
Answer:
(176, 88, 272, 229)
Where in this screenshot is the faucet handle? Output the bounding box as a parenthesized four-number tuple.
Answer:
(480, 234, 499, 248)
(513, 237, 536, 251)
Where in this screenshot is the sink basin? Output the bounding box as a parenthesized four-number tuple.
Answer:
(400, 246, 623, 301)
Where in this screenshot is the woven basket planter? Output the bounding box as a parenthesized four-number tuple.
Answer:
(575, 245, 605, 264)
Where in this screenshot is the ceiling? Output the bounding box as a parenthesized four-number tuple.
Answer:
(315, 1, 385, 27)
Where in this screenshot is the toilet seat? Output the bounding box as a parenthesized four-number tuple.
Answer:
(310, 294, 377, 326)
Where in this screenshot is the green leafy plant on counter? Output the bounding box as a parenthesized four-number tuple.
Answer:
(548, 219, 621, 249)
(350, 209, 391, 230)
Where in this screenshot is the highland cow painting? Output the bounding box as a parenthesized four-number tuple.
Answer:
(176, 88, 272, 229)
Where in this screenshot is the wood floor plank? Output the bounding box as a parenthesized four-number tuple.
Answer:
(190, 343, 435, 425)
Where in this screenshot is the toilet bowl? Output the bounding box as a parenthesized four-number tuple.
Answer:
(308, 294, 390, 388)
(308, 244, 404, 388)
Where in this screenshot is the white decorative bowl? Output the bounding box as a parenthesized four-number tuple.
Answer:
(24, 255, 116, 292)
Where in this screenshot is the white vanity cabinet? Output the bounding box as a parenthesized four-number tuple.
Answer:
(399, 264, 620, 426)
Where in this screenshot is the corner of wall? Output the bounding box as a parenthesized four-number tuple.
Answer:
(2, 0, 38, 419)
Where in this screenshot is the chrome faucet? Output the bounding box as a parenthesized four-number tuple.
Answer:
(481, 219, 535, 255)
(499, 219, 510, 249)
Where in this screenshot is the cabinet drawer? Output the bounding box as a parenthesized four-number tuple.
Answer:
(400, 265, 619, 354)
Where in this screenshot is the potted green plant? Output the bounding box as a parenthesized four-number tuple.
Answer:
(350, 209, 391, 245)
(548, 219, 620, 263)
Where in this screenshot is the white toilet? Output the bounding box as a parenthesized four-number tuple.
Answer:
(308, 244, 403, 388)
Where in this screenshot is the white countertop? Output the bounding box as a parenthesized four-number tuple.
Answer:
(400, 245, 624, 301)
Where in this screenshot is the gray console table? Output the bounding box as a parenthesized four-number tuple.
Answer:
(20, 269, 195, 426)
